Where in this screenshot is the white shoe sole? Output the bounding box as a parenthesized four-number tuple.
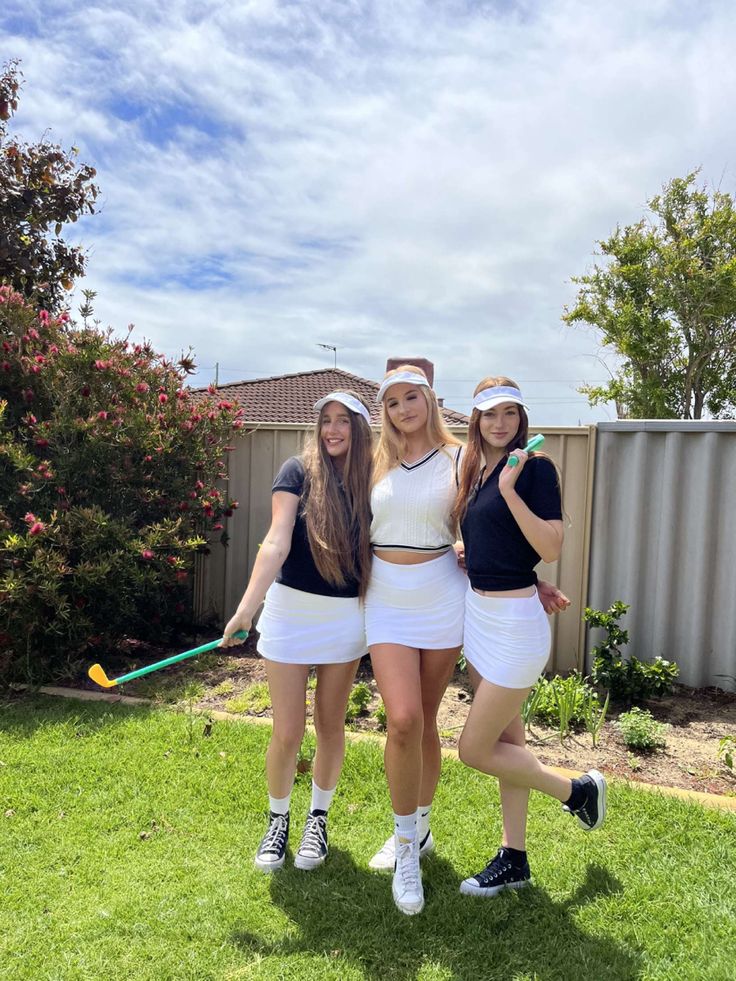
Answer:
(392, 887, 425, 915)
(254, 853, 285, 872)
(580, 769, 607, 831)
(369, 831, 435, 872)
(460, 877, 530, 897)
(294, 851, 327, 870)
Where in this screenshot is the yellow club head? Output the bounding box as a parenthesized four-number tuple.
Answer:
(88, 663, 117, 689)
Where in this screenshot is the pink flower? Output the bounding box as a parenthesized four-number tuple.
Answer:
(97, 411, 108, 421)
(213, 522, 224, 531)
(175, 571, 188, 583)
(29, 521, 45, 536)
(38, 311, 49, 324)
(135, 382, 149, 393)
(140, 549, 154, 561)
(29, 327, 41, 339)
(35, 438, 49, 448)
(158, 393, 168, 404)
(166, 555, 177, 566)
(24, 512, 36, 525)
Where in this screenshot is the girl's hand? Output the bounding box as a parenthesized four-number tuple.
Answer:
(498, 449, 527, 498)
(537, 579, 571, 614)
(219, 612, 252, 647)
(453, 540, 466, 571)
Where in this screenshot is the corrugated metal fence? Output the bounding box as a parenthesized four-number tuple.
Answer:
(195, 425, 596, 676)
(587, 422, 736, 687)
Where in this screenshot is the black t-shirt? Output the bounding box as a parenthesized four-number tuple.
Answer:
(273, 456, 360, 598)
(461, 455, 562, 591)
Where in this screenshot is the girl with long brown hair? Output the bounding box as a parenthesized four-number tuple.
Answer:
(454, 377, 606, 898)
(221, 391, 373, 873)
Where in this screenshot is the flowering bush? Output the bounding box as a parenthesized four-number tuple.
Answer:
(0, 287, 242, 683)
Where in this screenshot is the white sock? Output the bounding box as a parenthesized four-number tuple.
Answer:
(417, 804, 432, 841)
(269, 792, 291, 816)
(394, 811, 417, 842)
(310, 781, 336, 814)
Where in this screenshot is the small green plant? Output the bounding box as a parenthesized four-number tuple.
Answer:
(345, 682, 372, 721)
(225, 682, 271, 714)
(296, 733, 316, 780)
(627, 751, 642, 772)
(211, 679, 235, 697)
(717, 736, 735, 771)
(583, 690, 610, 748)
(523, 672, 598, 737)
(373, 699, 387, 731)
(585, 602, 679, 703)
(617, 707, 667, 751)
(179, 681, 205, 745)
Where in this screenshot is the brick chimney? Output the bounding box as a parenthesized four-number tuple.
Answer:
(384, 357, 434, 386)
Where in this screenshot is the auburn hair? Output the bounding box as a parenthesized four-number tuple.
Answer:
(373, 364, 460, 483)
(452, 375, 531, 528)
(302, 392, 374, 597)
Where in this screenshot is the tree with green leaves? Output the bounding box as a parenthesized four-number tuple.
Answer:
(0, 60, 99, 311)
(564, 172, 736, 419)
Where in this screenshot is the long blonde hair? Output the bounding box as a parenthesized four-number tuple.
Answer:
(452, 375, 530, 528)
(374, 364, 460, 483)
(302, 392, 374, 597)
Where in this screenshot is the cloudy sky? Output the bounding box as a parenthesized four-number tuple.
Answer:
(3, 0, 735, 423)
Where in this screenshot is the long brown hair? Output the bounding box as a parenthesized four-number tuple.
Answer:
(452, 375, 530, 528)
(302, 392, 374, 597)
(373, 363, 461, 483)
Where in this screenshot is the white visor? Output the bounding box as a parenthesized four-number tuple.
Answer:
(376, 371, 431, 403)
(473, 386, 529, 412)
(313, 391, 371, 423)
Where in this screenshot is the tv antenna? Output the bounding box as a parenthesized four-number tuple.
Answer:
(317, 343, 338, 368)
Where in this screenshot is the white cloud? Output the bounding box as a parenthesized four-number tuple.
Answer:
(3, 0, 736, 421)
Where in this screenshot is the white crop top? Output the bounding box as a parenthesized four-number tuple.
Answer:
(370, 445, 462, 552)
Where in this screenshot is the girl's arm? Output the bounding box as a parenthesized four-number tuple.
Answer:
(498, 453, 564, 565)
(219, 491, 300, 645)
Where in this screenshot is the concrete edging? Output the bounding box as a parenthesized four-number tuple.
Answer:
(22, 684, 736, 814)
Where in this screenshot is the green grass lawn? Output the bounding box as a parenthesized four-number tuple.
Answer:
(1, 695, 735, 981)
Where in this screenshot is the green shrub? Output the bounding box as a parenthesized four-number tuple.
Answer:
(373, 699, 387, 730)
(585, 602, 679, 703)
(616, 707, 667, 751)
(718, 736, 735, 771)
(0, 288, 243, 684)
(345, 681, 372, 721)
(523, 673, 599, 733)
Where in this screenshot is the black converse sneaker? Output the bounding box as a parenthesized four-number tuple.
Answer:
(563, 769, 607, 831)
(460, 848, 531, 897)
(294, 809, 328, 870)
(254, 811, 289, 871)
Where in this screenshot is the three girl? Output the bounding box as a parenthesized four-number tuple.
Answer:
(221, 368, 606, 907)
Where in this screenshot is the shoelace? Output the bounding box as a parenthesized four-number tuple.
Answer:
(299, 814, 326, 855)
(261, 814, 288, 854)
(477, 857, 511, 885)
(395, 839, 420, 893)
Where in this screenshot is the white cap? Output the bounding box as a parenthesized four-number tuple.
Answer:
(313, 391, 371, 423)
(376, 371, 431, 403)
(472, 385, 528, 412)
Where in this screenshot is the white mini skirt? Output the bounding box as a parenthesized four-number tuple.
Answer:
(463, 585, 551, 689)
(256, 582, 367, 665)
(364, 549, 466, 650)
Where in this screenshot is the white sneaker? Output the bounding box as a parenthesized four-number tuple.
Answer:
(392, 836, 424, 915)
(369, 829, 435, 871)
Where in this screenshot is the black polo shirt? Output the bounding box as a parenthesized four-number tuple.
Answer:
(273, 456, 360, 598)
(461, 455, 562, 591)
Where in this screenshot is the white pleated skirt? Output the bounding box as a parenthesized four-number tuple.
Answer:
(463, 585, 551, 688)
(364, 550, 466, 650)
(256, 582, 367, 665)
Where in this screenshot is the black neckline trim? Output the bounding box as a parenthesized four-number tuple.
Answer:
(401, 446, 441, 471)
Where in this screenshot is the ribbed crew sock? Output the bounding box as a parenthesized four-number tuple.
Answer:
(310, 781, 336, 814)
(394, 811, 418, 842)
(417, 804, 432, 841)
(268, 792, 292, 816)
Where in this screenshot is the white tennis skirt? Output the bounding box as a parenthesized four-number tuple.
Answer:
(463, 585, 551, 689)
(364, 550, 466, 650)
(256, 582, 367, 665)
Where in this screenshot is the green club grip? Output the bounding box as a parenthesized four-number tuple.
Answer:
(508, 433, 545, 467)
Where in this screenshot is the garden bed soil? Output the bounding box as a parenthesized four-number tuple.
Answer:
(74, 632, 736, 797)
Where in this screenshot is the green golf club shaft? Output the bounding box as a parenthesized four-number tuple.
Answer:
(113, 630, 248, 685)
(508, 433, 545, 467)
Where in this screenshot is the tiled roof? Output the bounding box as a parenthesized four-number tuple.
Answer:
(194, 367, 468, 426)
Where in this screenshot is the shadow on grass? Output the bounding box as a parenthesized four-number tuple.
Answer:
(232, 850, 640, 981)
(0, 692, 159, 739)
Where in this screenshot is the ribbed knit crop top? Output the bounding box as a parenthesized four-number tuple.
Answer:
(370, 445, 462, 552)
